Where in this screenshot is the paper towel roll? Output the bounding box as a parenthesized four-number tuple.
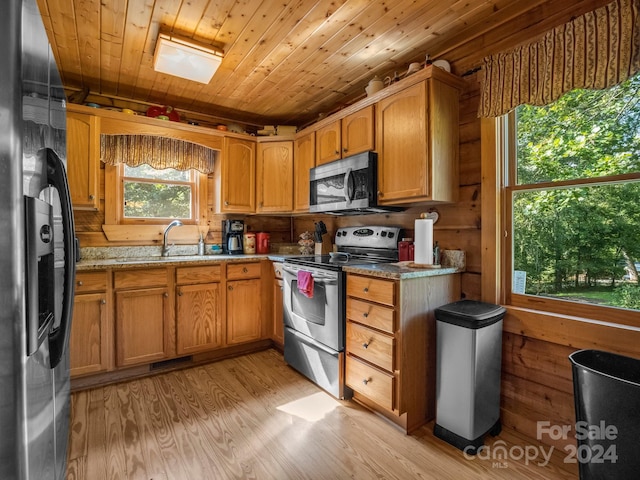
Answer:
(414, 219, 433, 265)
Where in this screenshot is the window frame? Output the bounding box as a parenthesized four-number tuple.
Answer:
(119, 164, 199, 225)
(104, 163, 208, 228)
(501, 111, 640, 328)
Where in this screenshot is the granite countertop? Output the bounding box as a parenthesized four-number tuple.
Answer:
(76, 245, 302, 271)
(343, 250, 466, 280)
(343, 262, 463, 280)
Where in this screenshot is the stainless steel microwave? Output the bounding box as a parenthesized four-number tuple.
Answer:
(309, 151, 402, 215)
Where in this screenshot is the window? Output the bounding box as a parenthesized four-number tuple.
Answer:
(122, 164, 196, 221)
(505, 73, 640, 324)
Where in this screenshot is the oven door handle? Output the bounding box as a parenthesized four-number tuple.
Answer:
(282, 265, 338, 284)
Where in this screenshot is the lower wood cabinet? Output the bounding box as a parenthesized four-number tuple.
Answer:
(345, 271, 460, 433)
(176, 265, 223, 355)
(114, 268, 172, 367)
(70, 271, 111, 377)
(226, 262, 262, 345)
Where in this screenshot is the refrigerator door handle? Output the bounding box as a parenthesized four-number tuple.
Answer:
(45, 148, 76, 369)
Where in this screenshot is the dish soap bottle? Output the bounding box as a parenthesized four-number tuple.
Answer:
(198, 233, 205, 256)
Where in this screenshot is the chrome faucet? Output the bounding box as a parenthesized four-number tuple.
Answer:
(161, 220, 184, 256)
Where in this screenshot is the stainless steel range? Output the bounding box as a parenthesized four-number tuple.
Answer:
(282, 226, 401, 398)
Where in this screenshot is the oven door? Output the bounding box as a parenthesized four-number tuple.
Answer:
(282, 263, 344, 352)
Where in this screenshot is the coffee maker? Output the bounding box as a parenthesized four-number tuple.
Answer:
(222, 219, 244, 254)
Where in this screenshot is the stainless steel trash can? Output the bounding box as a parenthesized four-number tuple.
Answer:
(433, 300, 506, 454)
(569, 349, 640, 480)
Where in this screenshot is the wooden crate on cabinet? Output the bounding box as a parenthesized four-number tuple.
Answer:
(345, 271, 460, 433)
(216, 136, 256, 213)
(293, 131, 315, 212)
(175, 265, 223, 355)
(114, 268, 174, 367)
(69, 271, 112, 377)
(225, 262, 263, 345)
(376, 75, 462, 205)
(67, 111, 100, 210)
(256, 140, 293, 213)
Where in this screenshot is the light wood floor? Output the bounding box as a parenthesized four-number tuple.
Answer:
(66, 349, 578, 479)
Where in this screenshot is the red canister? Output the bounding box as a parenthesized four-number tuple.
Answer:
(256, 232, 271, 254)
(398, 237, 412, 261)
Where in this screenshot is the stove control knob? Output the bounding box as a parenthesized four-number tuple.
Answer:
(381, 231, 387, 237)
(388, 232, 395, 238)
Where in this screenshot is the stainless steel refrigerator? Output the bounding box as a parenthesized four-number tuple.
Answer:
(0, 0, 76, 478)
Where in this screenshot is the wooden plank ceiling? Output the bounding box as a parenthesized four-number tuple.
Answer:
(36, 0, 614, 128)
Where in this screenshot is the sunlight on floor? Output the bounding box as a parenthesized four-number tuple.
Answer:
(276, 392, 341, 422)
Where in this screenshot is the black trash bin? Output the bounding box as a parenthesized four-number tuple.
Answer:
(569, 349, 640, 480)
(433, 300, 506, 454)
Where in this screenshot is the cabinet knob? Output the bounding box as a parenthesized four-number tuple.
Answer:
(242, 267, 248, 273)
(178, 290, 183, 296)
(377, 191, 383, 197)
(77, 280, 83, 286)
(362, 341, 369, 349)
(101, 299, 106, 305)
(343, 148, 348, 153)
(228, 285, 233, 291)
(363, 287, 369, 293)
(164, 292, 169, 298)
(225, 201, 229, 206)
(362, 378, 371, 385)
(362, 312, 369, 318)
(334, 150, 340, 155)
(88, 194, 95, 200)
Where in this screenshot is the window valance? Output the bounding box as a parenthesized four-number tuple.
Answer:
(100, 134, 216, 174)
(479, 0, 640, 118)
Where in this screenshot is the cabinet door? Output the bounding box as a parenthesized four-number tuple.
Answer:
(176, 282, 223, 355)
(315, 120, 341, 165)
(221, 137, 256, 212)
(115, 287, 170, 367)
(272, 278, 284, 346)
(226, 278, 262, 345)
(376, 82, 428, 204)
(293, 131, 315, 212)
(256, 141, 293, 213)
(341, 105, 374, 157)
(67, 112, 100, 210)
(70, 293, 110, 377)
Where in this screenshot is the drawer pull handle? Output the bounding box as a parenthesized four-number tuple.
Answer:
(362, 378, 371, 385)
(363, 287, 369, 293)
(243, 267, 248, 273)
(362, 341, 369, 349)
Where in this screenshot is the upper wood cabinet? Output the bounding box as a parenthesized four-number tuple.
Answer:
(315, 105, 374, 166)
(256, 140, 293, 213)
(341, 105, 374, 157)
(217, 137, 256, 213)
(376, 77, 460, 205)
(67, 112, 100, 210)
(315, 120, 341, 166)
(293, 131, 315, 212)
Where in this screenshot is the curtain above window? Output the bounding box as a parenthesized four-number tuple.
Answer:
(100, 134, 216, 173)
(479, 0, 640, 118)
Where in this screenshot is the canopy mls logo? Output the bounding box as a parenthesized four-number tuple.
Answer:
(463, 421, 620, 468)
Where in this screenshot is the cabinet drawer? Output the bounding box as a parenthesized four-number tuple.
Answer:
(346, 298, 395, 333)
(347, 275, 395, 306)
(347, 322, 394, 372)
(114, 268, 168, 289)
(176, 265, 222, 285)
(346, 355, 394, 411)
(75, 271, 107, 293)
(227, 262, 261, 280)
